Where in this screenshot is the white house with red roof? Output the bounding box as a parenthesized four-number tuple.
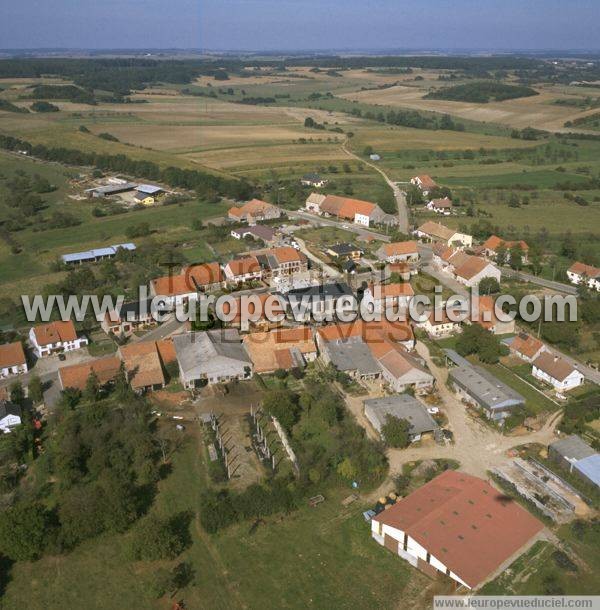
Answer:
(567, 261, 600, 291)
(0, 342, 28, 379)
(411, 175, 438, 196)
(371, 470, 544, 590)
(29, 321, 88, 358)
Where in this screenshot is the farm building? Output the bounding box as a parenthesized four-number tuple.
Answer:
(85, 182, 137, 198)
(371, 470, 545, 589)
(61, 243, 136, 265)
(445, 350, 525, 422)
(426, 197, 453, 215)
(0, 342, 28, 379)
(410, 175, 437, 195)
(118, 340, 175, 393)
(305, 193, 396, 227)
(228, 199, 281, 223)
(364, 395, 438, 442)
(230, 225, 277, 245)
(173, 329, 252, 389)
(549, 435, 600, 490)
(58, 356, 122, 391)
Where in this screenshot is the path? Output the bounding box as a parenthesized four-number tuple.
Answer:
(292, 236, 342, 279)
(500, 267, 577, 295)
(352, 340, 563, 502)
(340, 140, 409, 233)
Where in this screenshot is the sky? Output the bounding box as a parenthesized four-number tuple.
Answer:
(1, 0, 599, 51)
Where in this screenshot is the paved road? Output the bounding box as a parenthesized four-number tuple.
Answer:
(292, 236, 342, 279)
(340, 141, 410, 234)
(287, 210, 392, 242)
(501, 268, 577, 295)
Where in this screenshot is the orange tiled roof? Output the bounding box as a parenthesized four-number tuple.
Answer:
(317, 319, 413, 345)
(321, 195, 376, 220)
(0, 342, 26, 368)
(33, 320, 77, 346)
(374, 470, 544, 589)
(185, 262, 223, 286)
(243, 327, 316, 373)
(483, 235, 529, 253)
(414, 175, 437, 188)
(533, 352, 577, 382)
(569, 261, 600, 278)
(229, 198, 277, 218)
(273, 246, 305, 264)
(368, 282, 414, 299)
(59, 356, 121, 390)
(511, 333, 544, 360)
(384, 241, 418, 257)
(151, 274, 196, 297)
(453, 256, 490, 281)
(227, 256, 261, 277)
(119, 342, 165, 390)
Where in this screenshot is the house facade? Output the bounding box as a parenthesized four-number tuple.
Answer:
(0, 342, 28, 379)
(376, 241, 419, 264)
(567, 261, 600, 291)
(363, 282, 414, 313)
(29, 321, 88, 358)
(415, 221, 472, 248)
(426, 197, 453, 215)
(532, 352, 584, 392)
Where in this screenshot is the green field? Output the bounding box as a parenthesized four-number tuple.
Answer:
(1, 432, 428, 610)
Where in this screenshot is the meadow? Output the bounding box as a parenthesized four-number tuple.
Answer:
(0, 431, 430, 610)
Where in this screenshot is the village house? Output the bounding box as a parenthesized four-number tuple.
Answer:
(305, 192, 327, 213)
(305, 193, 396, 227)
(101, 298, 165, 338)
(415, 221, 472, 248)
(452, 255, 501, 288)
(282, 282, 355, 323)
(230, 225, 277, 245)
(371, 470, 544, 590)
(300, 173, 327, 188)
(481, 235, 529, 265)
(432, 245, 500, 288)
(363, 282, 414, 313)
(150, 262, 225, 309)
(376, 241, 419, 264)
(325, 243, 364, 261)
(133, 191, 155, 205)
(255, 246, 309, 282)
(371, 341, 434, 393)
(0, 400, 22, 434)
(223, 256, 263, 285)
(118, 339, 176, 393)
(566, 261, 600, 291)
(29, 320, 88, 358)
(426, 197, 453, 215)
(58, 356, 122, 391)
(228, 198, 281, 224)
(242, 327, 317, 373)
(410, 175, 437, 196)
(446, 349, 525, 422)
(532, 352, 584, 392)
(173, 329, 252, 389)
(418, 309, 462, 338)
(0, 342, 28, 379)
(470, 296, 516, 335)
(218, 292, 286, 332)
(364, 395, 438, 443)
(316, 319, 415, 353)
(507, 333, 546, 363)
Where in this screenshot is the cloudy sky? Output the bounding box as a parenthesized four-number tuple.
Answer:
(1, 0, 598, 50)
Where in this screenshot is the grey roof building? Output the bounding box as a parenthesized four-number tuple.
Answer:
(173, 329, 252, 389)
(549, 434, 600, 490)
(364, 394, 438, 440)
(574, 454, 600, 490)
(323, 336, 381, 378)
(445, 350, 525, 421)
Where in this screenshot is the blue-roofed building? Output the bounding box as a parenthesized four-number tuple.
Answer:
(574, 454, 600, 490)
(136, 184, 163, 196)
(61, 243, 136, 265)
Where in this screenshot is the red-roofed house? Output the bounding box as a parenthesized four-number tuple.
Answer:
(228, 199, 281, 224)
(411, 175, 437, 196)
(371, 470, 545, 590)
(376, 241, 419, 264)
(482, 235, 529, 265)
(224, 256, 263, 285)
(363, 282, 414, 312)
(311, 194, 394, 227)
(29, 321, 88, 358)
(509, 333, 546, 363)
(426, 197, 453, 215)
(567, 261, 600, 291)
(0, 342, 28, 378)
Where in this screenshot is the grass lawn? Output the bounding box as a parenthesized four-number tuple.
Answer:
(478, 361, 558, 414)
(2, 431, 428, 610)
